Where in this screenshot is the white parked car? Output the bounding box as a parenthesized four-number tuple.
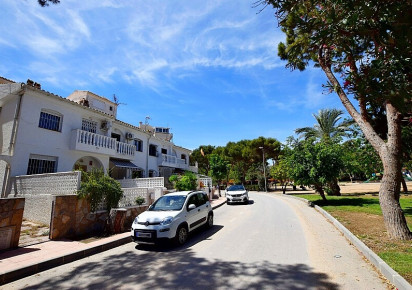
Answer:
(131, 191, 213, 245)
(225, 184, 249, 205)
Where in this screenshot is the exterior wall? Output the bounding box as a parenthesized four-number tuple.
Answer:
(50, 195, 106, 239)
(23, 194, 53, 225)
(10, 89, 111, 177)
(0, 197, 24, 250)
(1, 83, 195, 182)
(0, 93, 19, 158)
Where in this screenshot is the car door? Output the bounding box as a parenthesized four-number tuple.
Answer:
(186, 193, 203, 231)
(196, 192, 209, 225)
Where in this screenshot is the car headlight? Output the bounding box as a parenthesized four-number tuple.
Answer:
(160, 216, 173, 226)
(133, 216, 139, 224)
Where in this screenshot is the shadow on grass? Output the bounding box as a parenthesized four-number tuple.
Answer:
(313, 197, 380, 208)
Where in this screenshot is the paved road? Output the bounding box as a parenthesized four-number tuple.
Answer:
(5, 192, 389, 289)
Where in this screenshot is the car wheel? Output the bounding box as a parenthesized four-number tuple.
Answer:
(174, 225, 188, 246)
(206, 213, 213, 228)
(244, 199, 249, 205)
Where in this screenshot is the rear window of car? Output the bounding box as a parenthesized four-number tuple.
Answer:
(227, 185, 245, 191)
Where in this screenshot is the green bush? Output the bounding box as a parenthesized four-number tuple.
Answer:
(169, 171, 198, 191)
(135, 196, 145, 206)
(77, 168, 123, 213)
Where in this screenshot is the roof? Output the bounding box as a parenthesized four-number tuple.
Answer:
(1, 76, 192, 153)
(166, 191, 199, 196)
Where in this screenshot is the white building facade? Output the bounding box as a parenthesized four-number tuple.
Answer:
(0, 77, 197, 196)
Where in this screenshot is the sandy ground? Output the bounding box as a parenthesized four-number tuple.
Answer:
(283, 181, 412, 195)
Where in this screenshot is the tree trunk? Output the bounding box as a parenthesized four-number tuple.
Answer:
(318, 57, 411, 240)
(379, 149, 412, 240)
(327, 178, 341, 196)
(314, 184, 327, 201)
(401, 177, 408, 193)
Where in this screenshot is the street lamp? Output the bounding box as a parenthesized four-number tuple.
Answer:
(259, 146, 267, 192)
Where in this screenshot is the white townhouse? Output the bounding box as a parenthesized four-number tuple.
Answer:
(0, 77, 197, 196)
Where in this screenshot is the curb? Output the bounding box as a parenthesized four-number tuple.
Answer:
(0, 235, 132, 286)
(212, 199, 226, 210)
(284, 194, 412, 290)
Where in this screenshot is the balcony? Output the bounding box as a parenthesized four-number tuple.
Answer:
(71, 129, 135, 158)
(159, 154, 188, 169)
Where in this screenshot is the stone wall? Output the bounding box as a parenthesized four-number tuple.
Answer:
(50, 195, 148, 240)
(0, 198, 24, 250)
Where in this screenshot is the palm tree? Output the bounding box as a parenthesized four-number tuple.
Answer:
(295, 108, 353, 140)
(295, 108, 354, 196)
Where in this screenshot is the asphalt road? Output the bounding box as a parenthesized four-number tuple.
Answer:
(5, 192, 389, 289)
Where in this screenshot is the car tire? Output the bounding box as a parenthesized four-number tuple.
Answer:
(244, 199, 249, 205)
(206, 213, 213, 228)
(174, 225, 188, 246)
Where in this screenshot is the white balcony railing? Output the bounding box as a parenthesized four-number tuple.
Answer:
(159, 154, 188, 169)
(71, 129, 135, 158)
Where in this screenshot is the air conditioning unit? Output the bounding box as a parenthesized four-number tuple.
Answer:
(126, 132, 134, 140)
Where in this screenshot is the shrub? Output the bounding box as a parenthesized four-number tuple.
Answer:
(169, 171, 198, 191)
(135, 196, 146, 206)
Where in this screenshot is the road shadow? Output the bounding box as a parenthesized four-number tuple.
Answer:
(136, 225, 224, 252)
(20, 245, 339, 290)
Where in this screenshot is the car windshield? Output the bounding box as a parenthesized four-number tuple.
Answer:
(227, 185, 245, 191)
(149, 195, 187, 211)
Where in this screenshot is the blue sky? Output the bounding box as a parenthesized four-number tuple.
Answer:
(1, 0, 346, 150)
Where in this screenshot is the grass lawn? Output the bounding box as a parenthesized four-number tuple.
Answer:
(295, 193, 412, 284)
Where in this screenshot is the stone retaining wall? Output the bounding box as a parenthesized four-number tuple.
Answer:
(50, 195, 148, 240)
(0, 198, 24, 250)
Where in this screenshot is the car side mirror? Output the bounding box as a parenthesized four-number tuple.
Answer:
(188, 204, 196, 211)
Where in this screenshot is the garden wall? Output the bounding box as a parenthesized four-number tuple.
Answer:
(0, 197, 24, 250)
(50, 195, 148, 240)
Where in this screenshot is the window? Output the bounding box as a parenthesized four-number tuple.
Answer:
(187, 194, 199, 209)
(161, 148, 167, 155)
(38, 111, 62, 132)
(181, 154, 187, 164)
(197, 192, 207, 205)
(81, 119, 97, 133)
(148, 170, 156, 177)
(149, 144, 157, 157)
(134, 139, 143, 152)
(27, 154, 57, 175)
(155, 127, 169, 133)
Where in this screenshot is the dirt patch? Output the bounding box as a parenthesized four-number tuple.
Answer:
(330, 210, 412, 283)
(19, 220, 50, 247)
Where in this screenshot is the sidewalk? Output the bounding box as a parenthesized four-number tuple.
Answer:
(0, 196, 227, 286)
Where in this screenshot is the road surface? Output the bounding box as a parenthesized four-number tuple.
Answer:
(5, 192, 389, 289)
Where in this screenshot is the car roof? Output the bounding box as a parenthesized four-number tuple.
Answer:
(165, 190, 202, 197)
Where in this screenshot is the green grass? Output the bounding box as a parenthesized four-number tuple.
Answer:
(295, 194, 412, 217)
(379, 251, 412, 279)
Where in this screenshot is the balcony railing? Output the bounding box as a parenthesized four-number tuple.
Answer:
(159, 154, 188, 169)
(71, 129, 135, 158)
